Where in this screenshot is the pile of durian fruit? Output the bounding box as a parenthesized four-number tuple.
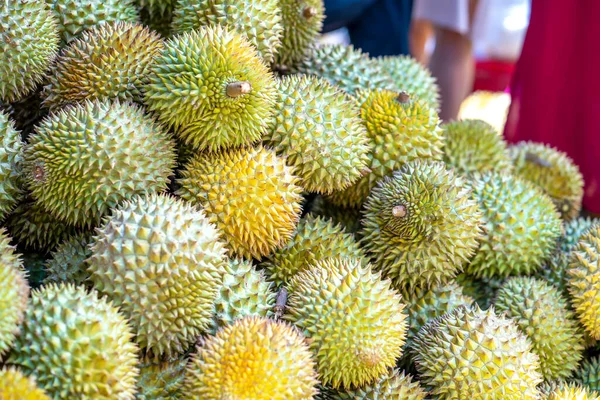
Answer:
(1, 0, 599, 399)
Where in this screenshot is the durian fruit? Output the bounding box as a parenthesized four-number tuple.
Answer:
(538, 251, 571, 295)
(182, 316, 319, 399)
(7, 283, 139, 399)
(510, 142, 584, 220)
(327, 90, 443, 209)
(308, 195, 362, 236)
(43, 233, 91, 286)
(320, 369, 428, 399)
(136, 0, 174, 37)
(177, 146, 303, 260)
(6, 199, 81, 252)
(568, 225, 600, 339)
(544, 383, 600, 400)
(87, 193, 227, 357)
(0, 111, 24, 218)
(575, 356, 600, 393)
(412, 305, 543, 399)
(286, 257, 407, 389)
(211, 258, 276, 334)
(0, 230, 29, 358)
(20, 252, 47, 289)
(560, 217, 598, 253)
(262, 215, 365, 285)
(265, 75, 370, 194)
(0, 1, 59, 103)
(493, 277, 584, 380)
(45, 0, 139, 44)
(275, 0, 325, 69)
(442, 119, 512, 175)
(376, 55, 440, 109)
(136, 356, 188, 400)
(24, 99, 176, 227)
(171, 0, 283, 65)
(293, 44, 397, 94)
(0, 368, 50, 400)
(465, 172, 562, 278)
(145, 25, 276, 153)
(360, 161, 483, 290)
(42, 21, 164, 111)
(455, 273, 504, 310)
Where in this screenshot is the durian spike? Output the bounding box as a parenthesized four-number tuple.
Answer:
(396, 91, 410, 103)
(226, 81, 252, 97)
(303, 6, 317, 19)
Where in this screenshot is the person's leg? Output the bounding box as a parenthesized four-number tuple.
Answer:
(410, 19, 434, 65)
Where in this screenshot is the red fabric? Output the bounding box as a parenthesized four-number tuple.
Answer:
(504, 0, 600, 213)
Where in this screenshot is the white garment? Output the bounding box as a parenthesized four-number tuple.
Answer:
(412, 0, 488, 37)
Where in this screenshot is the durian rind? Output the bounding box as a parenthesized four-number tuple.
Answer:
(0, 367, 50, 400)
(43, 233, 91, 286)
(136, 355, 188, 400)
(322, 369, 428, 399)
(0, 111, 24, 218)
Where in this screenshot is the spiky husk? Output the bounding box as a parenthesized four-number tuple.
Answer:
(568, 225, 600, 340)
(42, 22, 164, 111)
(0, 1, 59, 103)
(560, 217, 598, 253)
(262, 215, 366, 286)
(0, 230, 29, 358)
(177, 146, 303, 260)
(286, 257, 407, 389)
(575, 356, 600, 393)
(210, 258, 275, 334)
(87, 193, 227, 357)
(145, 25, 276, 152)
(308, 195, 362, 236)
(135, 0, 174, 36)
(275, 0, 324, 68)
(265, 75, 370, 194)
(510, 142, 584, 220)
(7, 283, 139, 399)
(442, 119, 512, 175)
(361, 161, 483, 290)
(171, 0, 282, 65)
(24, 99, 176, 227)
(45, 0, 138, 44)
(293, 44, 397, 94)
(455, 273, 504, 310)
(465, 172, 562, 278)
(412, 305, 542, 399)
(182, 316, 318, 399)
(376, 55, 440, 109)
(20, 252, 47, 289)
(538, 251, 570, 295)
(545, 383, 600, 400)
(320, 369, 428, 399)
(43, 233, 91, 286)
(0, 368, 50, 400)
(0, 111, 24, 218)
(494, 277, 584, 380)
(136, 356, 188, 400)
(326, 89, 443, 208)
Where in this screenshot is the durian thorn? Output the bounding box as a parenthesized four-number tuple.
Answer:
(303, 6, 318, 19)
(525, 152, 552, 168)
(273, 287, 288, 319)
(226, 81, 252, 98)
(392, 205, 407, 218)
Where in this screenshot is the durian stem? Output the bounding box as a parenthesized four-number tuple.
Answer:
(303, 6, 318, 19)
(226, 81, 252, 98)
(396, 91, 410, 104)
(273, 287, 288, 319)
(33, 165, 45, 181)
(392, 205, 406, 218)
(525, 152, 552, 168)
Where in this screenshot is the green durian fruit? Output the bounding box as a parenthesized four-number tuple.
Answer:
(286, 257, 407, 389)
(538, 251, 570, 295)
(6, 199, 82, 252)
(182, 316, 319, 399)
(145, 25, 276, 153)
(293, 44, 397, 94)
(0, 1, 59, 103)
(275, 0, 324, 68)
(510, 141, 584, 220)
(319, 369, 428, 399)
(171, 0, 283, 65)
(42, 21, 164, 111)
(308, 195, 362, 236)
(0, 368, 50, 400)
(361, 161, 483, 290)
(326, 89, 443, 208)
(560, 217, 598, 253)
(544, 383, 600, 400)
(262, 215, 366, 286)
(265, 75, 370, 194)
(412, 305, 543, 399)
(455, 273, 504, 309)
(20, 252, 47, 289)
(45, 0, 138, 44)
(43, 233, 91, 286)
(136, 0, 174, 37)
(177, 146, 303, 260)
(465, 172, 562, 278)
(0, 230, 29, 358)
(7, 283, 139, 399)
(576, 356, 600, 393)
(87, 193, 227, 357)
(136, 356, 188, 400)
(376, 55, 440, 109)
(568, 225, 600, 340)
(24, 99, 177, 227)
(0, 111, 24, 218)
(494, 277, 584, 380)
(210, 258, 276, 334)
(442, 119, 512, 174)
